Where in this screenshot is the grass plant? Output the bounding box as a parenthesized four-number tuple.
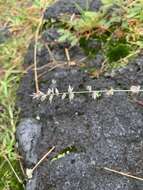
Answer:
(0, 0, 52, 189)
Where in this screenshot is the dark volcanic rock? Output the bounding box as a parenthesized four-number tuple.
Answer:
(16, 0, 143, 190)
(16, 118, 42, 166)
(17, 66, 143, 190)
(44, 0, 101, 20)
(32, 93, 143, 190)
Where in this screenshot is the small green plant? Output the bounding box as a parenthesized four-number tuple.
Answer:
(58, 0, 143, 68)
(51, 146, 78, 162)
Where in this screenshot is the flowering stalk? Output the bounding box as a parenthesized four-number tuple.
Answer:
(32, 85, 143, 103)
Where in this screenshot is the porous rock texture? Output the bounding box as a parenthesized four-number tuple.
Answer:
(16, 0, 143, 190)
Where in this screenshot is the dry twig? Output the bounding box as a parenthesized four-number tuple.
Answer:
(26, 146, 55, 179)
(104, 167, 143, 181)
(34, 1, 49, 94)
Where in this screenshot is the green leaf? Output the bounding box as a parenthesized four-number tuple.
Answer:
(102, 0, 123, 6)
(101, 0, 114, 5)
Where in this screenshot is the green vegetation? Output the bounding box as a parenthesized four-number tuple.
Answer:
(58, 0, 143, 69)
(0, 0, 52, 189)
(51, 146, 78, 162)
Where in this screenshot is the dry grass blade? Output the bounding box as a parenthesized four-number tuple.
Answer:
(26, 146, 55, 179)
(44, 43, 57, 64)
(34, 0, 50, 94)
(34, 18, 43, 93)
(4, 155, 23, 184)
(65, 48, 71, 66)
(104, 167, 143, 181)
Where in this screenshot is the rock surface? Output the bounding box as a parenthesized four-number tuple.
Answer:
(44, 0, 101, 20)
(0, 27, 11, 44)
(16, 118, 42, 166)
(16, 0, 143, 190)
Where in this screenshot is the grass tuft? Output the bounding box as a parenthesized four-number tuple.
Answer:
(0, 0, 52, 189)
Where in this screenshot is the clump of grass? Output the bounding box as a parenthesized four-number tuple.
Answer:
(58, 0, 143, 69)
(0, 0, 53, 189)
(0, 66, 24, 189)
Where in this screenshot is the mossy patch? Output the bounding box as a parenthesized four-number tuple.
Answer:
(107, 43, 131, 62)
